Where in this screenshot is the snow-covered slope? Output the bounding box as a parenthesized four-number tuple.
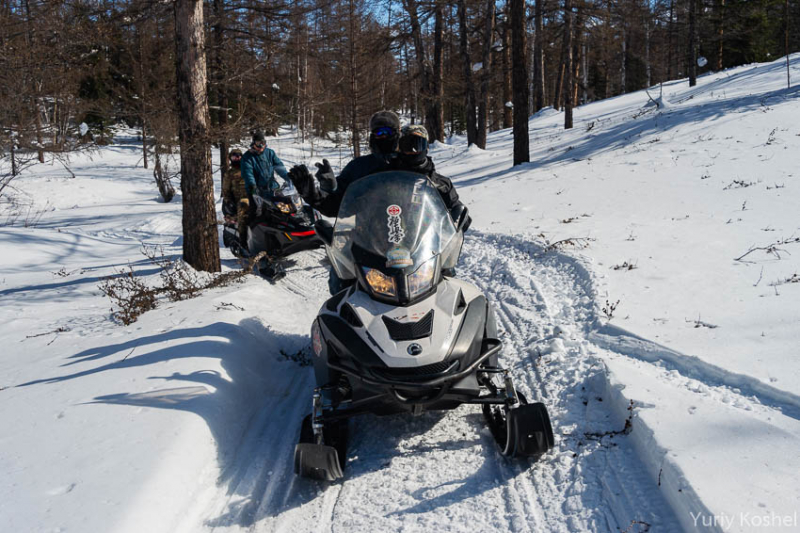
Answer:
(2, 55, 799, 533)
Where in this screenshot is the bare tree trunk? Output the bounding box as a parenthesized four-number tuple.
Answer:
(458, 0, 478, 145)
(23, 0, 44, 163)
(689, 0, 697, 86)
(349, 0, 360, 157)
(582, 41, 588, 103)
(175, 0, 220, 272)
(511, 0, 529, 165)
(716, 0, 725, 70)
(502, 2, 512, 129)
(153, 146, 175, 203)
(554, 35, 567, 111)
(404, 0, 437, 141)
(477, 0, 495, 149)
(564, 0, 574, 129)
(573, 4, 584, 105)
(668, 0, 675, 79)
(431, 0, 445, 142)
(604, 0, 612, 97)
(142, 120, 149, 170)
(645, 13, 651, 86)
(620, 25, 626, 93)
(136, 25, 148, 170)
(533, 0, 545, 111)
(212, 0, 227, 180)
(10, 142, 17, 177)
(786, 0, 791, 88)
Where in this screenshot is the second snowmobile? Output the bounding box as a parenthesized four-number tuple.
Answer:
(294, 171, 554, 480)
(223, 182, 322, 280)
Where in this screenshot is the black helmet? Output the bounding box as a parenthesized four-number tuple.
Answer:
(368, 111, 400, 155)
(399, 124, 429, 166)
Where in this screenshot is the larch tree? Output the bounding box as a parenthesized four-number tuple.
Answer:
(174, 0, 219, 272)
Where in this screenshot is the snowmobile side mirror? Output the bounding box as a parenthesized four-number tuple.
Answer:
(450, 204, 469, 232)
(315, 219, 334, 246)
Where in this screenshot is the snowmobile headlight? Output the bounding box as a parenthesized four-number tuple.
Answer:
(275, 202, 293, 213)
(363, 267, 397, 297)
(408, 258, 436, 299)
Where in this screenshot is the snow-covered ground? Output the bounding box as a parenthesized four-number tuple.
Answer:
(2, 55, 799, 533)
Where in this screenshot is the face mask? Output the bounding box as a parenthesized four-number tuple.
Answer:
(401, 152, 427, 168)
(371, 135, 397, 155)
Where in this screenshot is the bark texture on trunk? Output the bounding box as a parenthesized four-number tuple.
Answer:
(689, 0, 697, 87)
(511, 0, 529, 165)
(477, 0, 495, 149)
(175, 0, 220, 272)
(458, 0, 478, 145)
(564, 0, 574, 129)
(349, 0, 360, 157)
(430, 0, 445, 142)
(502, 2, 512, 129)
(533, 0, 545, 111)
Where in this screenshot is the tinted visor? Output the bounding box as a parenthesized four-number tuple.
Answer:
(399, 134, 428, 154)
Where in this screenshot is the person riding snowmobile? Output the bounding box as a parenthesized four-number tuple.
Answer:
(221, 148, 250, 249)
(392, 124, 470, 231)
(288, 110, 402, 217)
(241, 131, 289, 200)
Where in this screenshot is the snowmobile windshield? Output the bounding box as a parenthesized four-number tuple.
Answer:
(330, 171, 458, 283)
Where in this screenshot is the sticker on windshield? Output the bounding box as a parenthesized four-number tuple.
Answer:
(387, 205, 405, 243)
(386, 246, 413, 268)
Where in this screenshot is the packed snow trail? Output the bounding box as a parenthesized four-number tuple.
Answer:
(183, 234, 680, 533)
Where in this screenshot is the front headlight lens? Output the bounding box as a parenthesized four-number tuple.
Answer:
(408, 258, 436, 299)
(363, 267, 397, 297)
(275, 202, 293, 213)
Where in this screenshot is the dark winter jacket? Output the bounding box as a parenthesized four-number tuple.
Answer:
(312, 152, 396, 217)
(391, 156, 462, 212)
(241, 147, 288, 198)
(310, 152, 463, 218)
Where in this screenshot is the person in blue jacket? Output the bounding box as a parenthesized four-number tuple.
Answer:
(240, 131, 288, 199)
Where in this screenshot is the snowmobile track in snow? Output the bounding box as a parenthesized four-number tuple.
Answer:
(185, 236, 682, 532)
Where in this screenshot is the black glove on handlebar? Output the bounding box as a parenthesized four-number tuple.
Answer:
(288, 164, 319, 203)
(249, 194, 270, 218)
(222, 199, 236, 217)
(315, 159, 337, 194)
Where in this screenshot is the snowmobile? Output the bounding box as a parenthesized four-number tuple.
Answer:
(222, 182, 322, 280)
(294, 171, 554, 481)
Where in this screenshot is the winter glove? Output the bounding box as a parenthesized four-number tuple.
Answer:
(450, 203, 471, 233)
(315, 159, 337, 194)
(461, 213, 472, 233)
(288, 164, 319, 203)
(222, 199, 236, 217)
(249, 194, 270, 218)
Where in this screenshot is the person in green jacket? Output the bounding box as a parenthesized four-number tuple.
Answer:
(221, 149, 251, 248)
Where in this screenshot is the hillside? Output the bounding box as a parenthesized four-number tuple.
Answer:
(1, 56, 799, 533)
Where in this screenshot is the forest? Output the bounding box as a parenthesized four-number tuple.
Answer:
(1, 0, 797, 268)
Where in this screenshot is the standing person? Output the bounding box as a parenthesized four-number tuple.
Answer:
(221, 148, 250, 250)
(240, 131, 289, 199)
(288, 111, 401, 217)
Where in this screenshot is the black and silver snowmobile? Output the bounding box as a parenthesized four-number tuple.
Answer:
(223, 182, 322, 280)
(294, 171, 554, 481)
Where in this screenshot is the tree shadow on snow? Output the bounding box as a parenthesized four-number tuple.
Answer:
(16, 317, 322, 526)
